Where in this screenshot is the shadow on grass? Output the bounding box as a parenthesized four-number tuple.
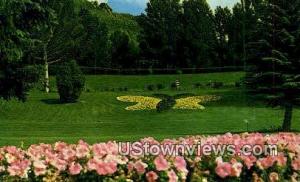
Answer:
(40, 99, 62, 105)
(205, 88, 268, 108)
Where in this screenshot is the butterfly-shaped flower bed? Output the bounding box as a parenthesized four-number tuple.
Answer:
(117, 95, 221, 111)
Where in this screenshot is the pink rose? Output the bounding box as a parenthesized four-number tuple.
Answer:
(127, 161, 134, 172)
(50, 158, 67, 171)
(69, 162, 82, 175)
(54, 142, 68, 152)
(215, 162, 232, 179)
(292, 158, 300, 171)
(146, 171, 158, 182)
(96, 160, 117, 175)
(7, 159, 31, 178)
(257, 156, 275, 169)
(241, 155, 256, 169)
(168, 170, 178, 182)
(231, 161, 243, 177)
(76, 140, 90, 158)
(173, 156, 188, 173)
(92, 144, 108, 157)
(87, 158, 97, 171)
(33, 160, 47, 176)
(275, 153, 287, 167)
(154, 155, 169, 171)
(134, 160, 148, 174)
(62, 148, 76, 162)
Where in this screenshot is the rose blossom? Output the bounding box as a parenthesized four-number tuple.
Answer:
(69, 162, 82, 175)
(215, 162, 232, 178)
(154, 155, 169, 171)
(76, 140, 90, 158)
(173, 156, 188, 173)
(7, 159, 31, 178)
(134, 160, 148, 174)
(292, 158, 300, 171)
(168, 170, 178, 182)
(33, 160, 47, 176)
(146, 171, 158, 182)
(95, 160, 118, 175)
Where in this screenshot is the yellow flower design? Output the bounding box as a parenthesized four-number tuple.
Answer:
(117, 95, 220, 111)
(173, 96, 221, 110)
(117, 96, 161, 111)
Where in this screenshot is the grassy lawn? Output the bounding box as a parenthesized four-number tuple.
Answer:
(0, 72, 299, 146)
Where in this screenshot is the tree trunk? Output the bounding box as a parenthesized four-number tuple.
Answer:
(282, 102, 293, 132)
(43, 44, 50, 93)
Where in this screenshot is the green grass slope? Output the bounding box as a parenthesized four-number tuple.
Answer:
(0, 72, 299, 146)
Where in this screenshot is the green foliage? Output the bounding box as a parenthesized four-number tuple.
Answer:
(156, 96, 176, 112)
(0, 65, 43, 102)
(56, 60, 85, 103)
(182, 0, 217, 67)
(214, 7, 234, 66)
(139, 0, 183, 68)
(0, 0, 54, 101)
(246, 0, 300, 131)
(109, 30, 139, 68)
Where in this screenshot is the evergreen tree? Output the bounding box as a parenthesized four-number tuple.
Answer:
(139, 0, 183, 68)
(214, 7, 233, 67)
(0, 0, 53, 101)
(182, 0, 217, 68)
(110, 30, 139, 69)
(246, 0, 300, 131)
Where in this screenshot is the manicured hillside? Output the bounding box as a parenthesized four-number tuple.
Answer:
(0, 72, 299, 147)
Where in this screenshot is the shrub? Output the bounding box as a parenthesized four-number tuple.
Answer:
(208, 81, 224, 89)
(156, 83, 164, 90)
(156, 96, 176, 112)
(194, 83, 203, 88)
(170, 82, 177, 90)
(56, 60, 85, 103)
(146, 84, 155, 91)
(0, 64, 43, 102)
(235, 81, 242, 87)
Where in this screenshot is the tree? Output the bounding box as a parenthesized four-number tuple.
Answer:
(139, 0, 183, 68)
(0, 0, 53, 101)
(182, 0, 217, 67)
(77, 8, 109, 68)
(56, 60, 85, 103)
(246, 0, 300, 131)
(214, 7, 233, 66)
(110, 30, 139, 69)
(29, 0, 87, 92)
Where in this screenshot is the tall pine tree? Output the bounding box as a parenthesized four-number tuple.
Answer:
(246, 0, 300, 131)
(182, 0, 217, 68)
(138, 0, 183, 68)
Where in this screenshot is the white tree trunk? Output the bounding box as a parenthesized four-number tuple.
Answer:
(44, 44, 50, 93)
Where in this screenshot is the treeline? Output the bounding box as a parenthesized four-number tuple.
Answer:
(1, 0, 259, 71)
(0, 0, 262, 100)
(138, 0, 253, 69)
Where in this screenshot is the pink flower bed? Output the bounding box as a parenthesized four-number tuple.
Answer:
(0, 133, 300, 181)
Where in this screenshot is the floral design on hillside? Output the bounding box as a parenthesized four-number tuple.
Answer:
(174, 95, 221, 110)
(117, 96, 162, 110)
(117, 95, 221, 111)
